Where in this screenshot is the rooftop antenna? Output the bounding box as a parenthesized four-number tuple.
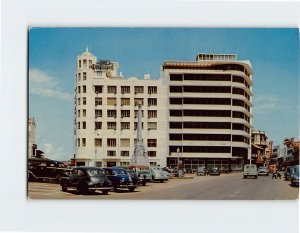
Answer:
(90, 44, 92, 53)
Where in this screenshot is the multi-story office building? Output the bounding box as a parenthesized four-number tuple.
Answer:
(74, 49, 168, 167)
(162, 53, 253, 171)
(74, 50, 253, 170)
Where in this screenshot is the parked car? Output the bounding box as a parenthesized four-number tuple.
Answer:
(243, 164, 258, 179)
(125, 165, 152, 186)
(103, 167, 138, 192)
(208, 167, 220, 176)
(290, 165, 299, 187)
(257, 166, 269, 176)
(60, 166, 113, 195)
(150, 166, 169, 182)
(196, 166, 208, 176)
(219, 167, 231, 174)
(284, 166, 295, 181)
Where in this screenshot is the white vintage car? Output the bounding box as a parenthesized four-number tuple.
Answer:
(150, 166, 169, 182)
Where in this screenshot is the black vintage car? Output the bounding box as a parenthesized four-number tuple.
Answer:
(103, 167, 138, 192)
(208, 167, 221, 176)
(60, 167, 113, 195)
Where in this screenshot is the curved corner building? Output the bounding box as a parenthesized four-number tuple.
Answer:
(162, 53, 253, 171)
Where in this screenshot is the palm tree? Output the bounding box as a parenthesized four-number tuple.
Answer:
(283, 137, 294, 148)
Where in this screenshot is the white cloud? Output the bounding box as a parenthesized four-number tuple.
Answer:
(253, 94, 291, 112)
(29, 69, 73, 101)
(42, 143, 72, 161)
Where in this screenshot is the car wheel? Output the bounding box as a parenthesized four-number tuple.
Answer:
(255, 176, 258, 179)
(61, 185, 67, 192)
(113, 185, 118, 192)
(142, 181, 146, 186)
(102, 190, 109, 195)
(160, 180, 164, 183)
(78, 183, 88, 195)
(128, 187, 135, 192)
(244, 175, 247, 179)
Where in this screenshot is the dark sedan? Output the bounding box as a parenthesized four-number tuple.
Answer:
(60, 166, 113, 195)
(103, 167, 138, 192)
(208, 167, 221, 176)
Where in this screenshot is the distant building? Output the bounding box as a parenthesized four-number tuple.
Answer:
(251, 130, 268, 164)
(28, 117, 36, 158)
(74, 50, 253, 170)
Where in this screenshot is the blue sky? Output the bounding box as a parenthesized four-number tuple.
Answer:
(28, 28, 299, 161)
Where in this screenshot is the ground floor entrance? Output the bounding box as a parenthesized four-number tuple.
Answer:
(167, 157, 244, 172)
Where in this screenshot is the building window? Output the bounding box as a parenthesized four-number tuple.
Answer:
(82, 109, 86, 117)
(78, 73, 81, 81)
(95, 138, 102, 147)
(120, 139, 130, 147)
(148, 110, 157, 118)
(121, 151, 130, 157)
(77, 138, 80, 147)
(147, 139, 157, 147)
(150, 162, 157, 167)
(79, 60, 81, 68)
(95, 110, 102, 117)
(148, 98, 157, 106)
(95, 97, 102, 106)
(78, 98, 80, 105)
(134, 98, 144, 106)
(134, 122, 144, 130)
(107, 86, 117, 94)
(95, 122, 102, 130)
(148, 86, 157, 94)
(120, 161, 130, 166)
(107, 110, 117, 118)
(148, 151, 156, 157)
(83, 72, 87, 80)
(83, 60, 87, 67)
(170, 74, 183, 81)
(107, 138, 116, 147)
(95, 162, 102, 167)
(82, 121, 86, 129)
(107, 151, 116, 157)
(83, 85, 86, 93)
(77, 110, 80, 117)
(95, 86, 103, 94)
(121, 122, 130, 130)
(107, 98, 117, 106)
(121, 98, 130, 106)
(83, 97, 86, 105)
(107, 122, 116, 130)
(135, 86, 144, 94)
(121, 86, 130, 94)
(121, 110, 130, 118)
(148, 122, 157, 130)
(78, 86, 81, 93)
(89, 60, 92, 67)
(82, 138, 86, 147)
(134, 110, 144, 118)
(77, 122, 80, 129)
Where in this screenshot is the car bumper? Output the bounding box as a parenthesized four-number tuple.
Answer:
(88, 186, 114, 191)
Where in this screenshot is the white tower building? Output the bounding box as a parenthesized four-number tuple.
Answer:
(74, 49, 168, 167)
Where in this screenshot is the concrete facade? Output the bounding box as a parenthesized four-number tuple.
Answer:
(74, 50, 253, 170)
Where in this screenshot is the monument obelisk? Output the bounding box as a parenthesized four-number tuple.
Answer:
(130, 101, 149, 166)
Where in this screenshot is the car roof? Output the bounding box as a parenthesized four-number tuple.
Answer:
(74, 166, 103, 170)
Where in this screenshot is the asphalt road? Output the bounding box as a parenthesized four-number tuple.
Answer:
(28, 172, 299, 200)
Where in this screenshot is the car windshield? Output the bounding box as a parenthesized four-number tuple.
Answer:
(87, 169, 105, 176)
(112, 169, 127, 175)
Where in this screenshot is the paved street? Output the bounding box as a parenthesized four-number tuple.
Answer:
(28, 172, 299, 200)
